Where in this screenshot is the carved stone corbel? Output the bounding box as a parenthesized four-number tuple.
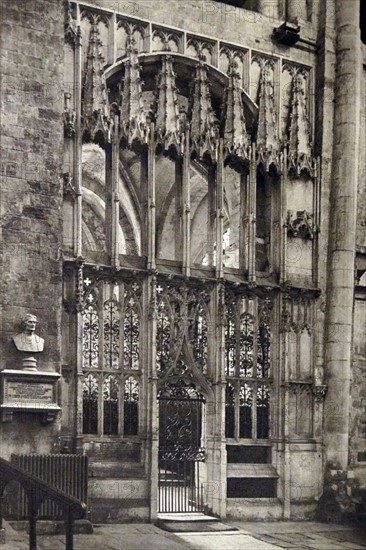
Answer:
(312, 384, 327, 402)
(286, 210, 316, 240)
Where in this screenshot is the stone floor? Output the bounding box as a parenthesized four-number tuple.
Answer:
(1, 520, 365, 549)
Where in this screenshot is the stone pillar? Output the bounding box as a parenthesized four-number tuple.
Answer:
(324, 0, 361, 470)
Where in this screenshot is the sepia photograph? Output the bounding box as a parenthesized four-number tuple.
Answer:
(0, 0, 365, 548)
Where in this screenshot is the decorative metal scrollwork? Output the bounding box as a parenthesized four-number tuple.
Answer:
(103, 301, 120, 369)
(239, 313, 254, 377)
(123, 295, 140, 370)
(82, 296, 99, 369)
(160, 448, 205, 462)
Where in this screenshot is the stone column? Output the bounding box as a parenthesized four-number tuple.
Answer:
(324, 0, 361, 470)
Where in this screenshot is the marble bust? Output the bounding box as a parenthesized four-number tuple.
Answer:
(13, 314, 44, 353)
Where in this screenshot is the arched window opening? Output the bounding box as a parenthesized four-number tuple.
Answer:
(257, 320, 271, 378)
(156, 298, 171, 374)
(103, 375, 119, 435)
(123, 293, 140, 370)
(124, 376, 139, 436)
(82, 293, 99, 369)
(257, 384, 270, 439)
(78, 144, 142, 259)
(225, 294, 271, 440)
(239, 313, 254, 377)
(222, 165, 242, 268)
(156, 156, 183, 262)
(82, 278, 142, 436)
(190, 163, 216, 267)
(225, 383, 235, 438)
(256, 171, 271, 272)
(191, 303, 208, 374)
(225, 303, 237, 376)
(239, 382, 253, 438)
(83, 374, 99, 434)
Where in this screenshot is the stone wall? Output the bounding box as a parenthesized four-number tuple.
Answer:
(357, 67, 366, 248)
(351, 297, 366, 487)
(0, 0, 64, 457)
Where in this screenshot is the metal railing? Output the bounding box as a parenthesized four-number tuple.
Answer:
(11, 454, 88, 520)
(0, 457, 87, 550)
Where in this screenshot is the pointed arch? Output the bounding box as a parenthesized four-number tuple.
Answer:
(158, 337, 214, 402)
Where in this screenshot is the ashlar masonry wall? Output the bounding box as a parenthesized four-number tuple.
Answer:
(0, 0, 65, 457)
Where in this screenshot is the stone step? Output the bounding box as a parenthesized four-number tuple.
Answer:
(89, 498, 150, 523)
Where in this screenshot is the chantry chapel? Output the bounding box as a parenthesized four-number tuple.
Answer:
(0, 0, 365, 523)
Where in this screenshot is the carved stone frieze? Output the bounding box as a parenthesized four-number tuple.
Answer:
(152, 28, 181, 52)
(286, 209, 317, 240)
(187, 37, 214, 62)
(280, 292, 314, 333)
(117, 19, 147, 52)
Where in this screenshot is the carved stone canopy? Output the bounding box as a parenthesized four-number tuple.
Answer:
(104, 53, 259, 162)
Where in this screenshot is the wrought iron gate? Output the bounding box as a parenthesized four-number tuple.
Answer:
(158, 391, 205, 513)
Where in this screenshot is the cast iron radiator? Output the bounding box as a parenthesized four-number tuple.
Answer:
(10, 454, 88, 520)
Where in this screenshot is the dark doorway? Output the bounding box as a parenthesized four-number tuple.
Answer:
(158, 387, 205, 513)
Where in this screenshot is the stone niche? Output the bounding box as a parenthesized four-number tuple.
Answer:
(0, 369, 61, 424)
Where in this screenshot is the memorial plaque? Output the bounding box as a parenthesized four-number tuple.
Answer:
(5, 381, 54, 404)
(1, 369, 61, 421)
